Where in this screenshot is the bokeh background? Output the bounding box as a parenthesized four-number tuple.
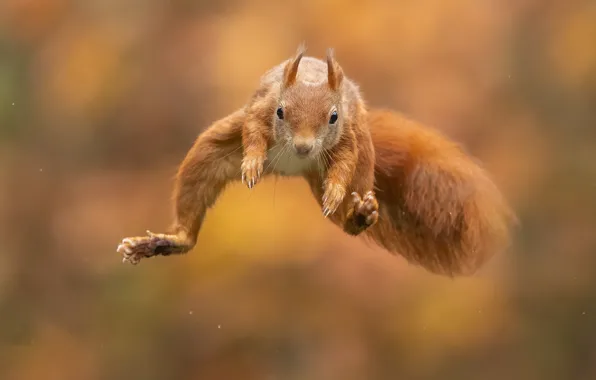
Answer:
(1, 0, 595, 379)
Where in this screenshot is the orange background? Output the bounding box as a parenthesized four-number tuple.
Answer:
(1, 0, 595, 379)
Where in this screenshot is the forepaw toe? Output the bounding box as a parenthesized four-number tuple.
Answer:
(322, 183, 346, 217)
(241, 155, 264, 189)
(351, 190, 379, 228)
(117, 231, 181, 265)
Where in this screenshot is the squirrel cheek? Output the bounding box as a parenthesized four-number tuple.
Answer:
(273, 122, 290, 142)
(322, 124, 341, 148)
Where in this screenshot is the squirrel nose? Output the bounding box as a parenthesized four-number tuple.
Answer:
(294, 141, 314, 157)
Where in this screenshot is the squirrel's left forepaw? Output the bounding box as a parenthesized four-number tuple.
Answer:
(117, 230, 184, 265)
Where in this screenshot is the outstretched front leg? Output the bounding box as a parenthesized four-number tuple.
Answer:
(240, 107, 271, 189)
(306, 126, 378, 236)
(118, 230, 191, 264)
(117, 109, 246, 265)
(320, 132, 358, 217)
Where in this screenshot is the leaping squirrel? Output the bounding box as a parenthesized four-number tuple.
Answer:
(116, 45, 516, 276)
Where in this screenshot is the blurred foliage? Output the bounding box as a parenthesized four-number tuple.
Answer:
(1, 0, 596, 379)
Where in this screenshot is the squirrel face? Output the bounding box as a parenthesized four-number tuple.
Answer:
(274, 84, 343, 159)
(272, 47, 346, 160)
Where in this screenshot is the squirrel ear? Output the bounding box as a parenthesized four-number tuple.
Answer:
(282, 43, 307, 88)
(326, 48, 344, 92)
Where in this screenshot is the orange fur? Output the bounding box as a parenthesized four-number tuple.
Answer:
(116, 47, 516, 276)
(366, 110, 516, 275)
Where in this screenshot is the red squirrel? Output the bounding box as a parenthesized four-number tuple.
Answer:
(116, 45, 516, 276)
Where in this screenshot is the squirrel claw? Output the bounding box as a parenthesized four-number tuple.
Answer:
(117, 231, 183, 265)
(322, 182, 346, 218)
(241, 155, 265, 190)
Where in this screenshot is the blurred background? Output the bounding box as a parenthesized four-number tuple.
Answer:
(1, 0, 595, 379)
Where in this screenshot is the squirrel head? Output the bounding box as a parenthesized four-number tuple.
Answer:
(273, 45, 346, 160)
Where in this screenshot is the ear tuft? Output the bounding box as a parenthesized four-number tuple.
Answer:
(282, 43, 307, 88)
(296, 42, 307, 57)
(326, 47, 344, 91)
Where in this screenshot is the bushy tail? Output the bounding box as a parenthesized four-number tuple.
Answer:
(366, 109, 517, 276)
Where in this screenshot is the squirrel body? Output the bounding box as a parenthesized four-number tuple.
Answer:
(117, 46, 515, 276)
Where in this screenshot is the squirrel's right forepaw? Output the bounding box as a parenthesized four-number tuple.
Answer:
(241, 155, 264, 189)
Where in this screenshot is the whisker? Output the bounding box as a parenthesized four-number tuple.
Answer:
(327, 149, 336, 168)
(316, 155, 322, 175)
(272, 174, 279, 208)
(269, 141, 291, 175)
(225, 143, 246, 177)
(270, 141, 291, 218)
(322, 152, 331, 178)
(283, 144, 292, 169)
(221, 143, 244, 161)
(322, 148, 333, 171)
(263, 144, 281, 173)
(315, 146, 327, 176)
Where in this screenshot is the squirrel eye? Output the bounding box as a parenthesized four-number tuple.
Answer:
(329, 110, 338, 125)
(276, 107, 284, 120)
